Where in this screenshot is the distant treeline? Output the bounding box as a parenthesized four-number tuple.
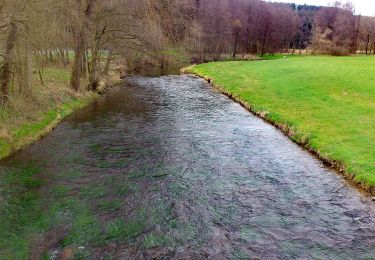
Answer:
(0, 0, 374, 105)
(182, 0, 375, 60)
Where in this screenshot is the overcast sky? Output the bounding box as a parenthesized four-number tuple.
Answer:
(269, 0, 375, 16)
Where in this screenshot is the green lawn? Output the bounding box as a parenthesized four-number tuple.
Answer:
(190, 56, 375, 189)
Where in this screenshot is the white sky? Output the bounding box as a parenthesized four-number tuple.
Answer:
(269, 0, 375, 16)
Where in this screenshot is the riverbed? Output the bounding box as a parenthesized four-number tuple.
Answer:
(1, 75, 374, 259)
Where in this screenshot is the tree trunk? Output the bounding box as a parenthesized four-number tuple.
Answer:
(25, 25, 33, 96)
(88, 47, 99, 90)
(232, 33, 239, 58)
(82, 46, 87, 78)
(43, 50, 48, 61)
(260, 24, 269, 57)
(0, 22, 17, 105)
(86, 48, 90, 76)
(70, 29, 84, 91)
(65, 49, 70, 64)
(103, 50, 113, 75)
(70, 0, 97, 91)
(365, 34, 370, 55)
(49, 50, 53, 62)
(35, 51, 45, 86)
(59, 49, 66, 67)
(353, 15, 361, 54)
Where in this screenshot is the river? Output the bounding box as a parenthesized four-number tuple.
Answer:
(1, 75, 375, 259)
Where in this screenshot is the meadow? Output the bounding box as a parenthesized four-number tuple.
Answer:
(191, 56, 375, 189)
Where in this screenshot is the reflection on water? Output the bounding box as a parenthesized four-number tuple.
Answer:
(1, 75, 375, 259)
(128, 63, 186, 77)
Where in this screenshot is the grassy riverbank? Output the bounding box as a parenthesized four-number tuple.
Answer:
(188, 56, 375, 191)
(0, 66, 98, 160)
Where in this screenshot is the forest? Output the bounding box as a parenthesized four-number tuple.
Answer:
(0, 0, 374, 103)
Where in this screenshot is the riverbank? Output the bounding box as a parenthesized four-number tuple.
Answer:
(183, 56, 375, 194)
(0, 66, 121, 160)
(2, 75, 374, 259)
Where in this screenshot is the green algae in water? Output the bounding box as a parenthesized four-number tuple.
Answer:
(231, 249, 250, 260)
(64, 152, 87, 164)
(80, 184, 107, 199)
(97, 200, 123, 212)
(142, 233, 169, 249)
(54, 198, 105, 247)
(152, 171, 170, 178)
(52, 184, 71, 198)
(126, 170, 148, 181)
(97, 161, 113, 169)
(108, 146, 126, 153)
(113, 181, 139, 196)
(63, 213, 102, 246)
(58, 169, 86, 180)
(169, 178, 190, 199)
(0, 164, 50, 259)
(239, 226, 263, 242)
(106, 218, 145, 242)
(211, 204, 237, 226)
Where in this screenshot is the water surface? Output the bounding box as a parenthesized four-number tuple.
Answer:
(1, 75, 375, 259)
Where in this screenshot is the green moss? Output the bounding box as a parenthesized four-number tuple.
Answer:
(191, 56, 375, 188)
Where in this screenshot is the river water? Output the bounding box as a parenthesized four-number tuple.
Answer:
(1, 75, 375, 259)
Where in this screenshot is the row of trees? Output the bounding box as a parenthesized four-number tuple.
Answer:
(0, 0, 177, 105)
(1, 0, 374, 105)
(188, 0, 375, 60)
(192, 0, 300, 60)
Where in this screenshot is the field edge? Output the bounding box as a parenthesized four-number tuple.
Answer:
(181, 65, 374, 195)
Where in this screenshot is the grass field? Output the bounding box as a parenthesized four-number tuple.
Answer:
(190, 56, 375, 189)
(0, 66, 96, 160)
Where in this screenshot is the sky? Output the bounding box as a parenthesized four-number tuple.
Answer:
(269, 0, 375, 16)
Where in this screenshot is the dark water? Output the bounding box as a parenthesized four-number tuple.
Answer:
(1, 75, 375, 259)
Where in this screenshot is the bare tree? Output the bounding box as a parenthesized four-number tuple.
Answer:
(0, 21, 17, 104)
(70, 0, 97, 91)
